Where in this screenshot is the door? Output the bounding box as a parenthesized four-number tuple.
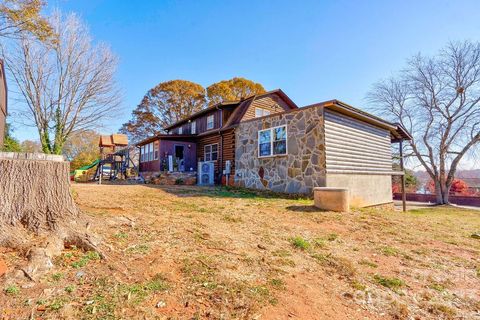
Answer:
(174, 145, 185, 171)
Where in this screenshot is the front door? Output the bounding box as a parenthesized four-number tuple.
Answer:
(174, 145, 185, 171)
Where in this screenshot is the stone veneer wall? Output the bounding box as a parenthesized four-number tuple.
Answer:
(235, 105, 326, 194)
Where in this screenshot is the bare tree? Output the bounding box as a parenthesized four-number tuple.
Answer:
(368, 41, 480, 204)
(2, 11, 121, 154)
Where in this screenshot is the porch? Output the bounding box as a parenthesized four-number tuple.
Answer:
(138, 134, 197, 174)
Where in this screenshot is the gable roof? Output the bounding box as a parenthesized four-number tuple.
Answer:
(222, 96, 256, 128)
(163, 89, 297, 131)
(316, 100, 412, 141)
(99, 134, 129, 147)
(235, 99, 412, 142)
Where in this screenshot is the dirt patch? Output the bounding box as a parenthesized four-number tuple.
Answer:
(1, 184, 479, 319)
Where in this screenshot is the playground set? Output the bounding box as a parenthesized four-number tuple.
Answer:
(71, 134, 144, 183)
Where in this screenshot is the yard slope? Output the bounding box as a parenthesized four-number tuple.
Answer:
(1, 184, 479, 319)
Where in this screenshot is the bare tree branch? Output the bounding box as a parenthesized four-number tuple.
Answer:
(367, 41, 480, 204)
(2, 11, 121, 154)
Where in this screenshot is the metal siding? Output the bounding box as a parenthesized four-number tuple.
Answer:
(324, 110, 392, 173)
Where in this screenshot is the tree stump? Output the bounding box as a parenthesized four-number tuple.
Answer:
(0, 152, 101, 280)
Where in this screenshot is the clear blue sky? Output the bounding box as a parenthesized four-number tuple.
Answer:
(11, 0, 480, 151)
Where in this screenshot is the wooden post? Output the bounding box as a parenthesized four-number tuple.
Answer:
(399, 140, 407, 212)
(98, 163, 103, 185)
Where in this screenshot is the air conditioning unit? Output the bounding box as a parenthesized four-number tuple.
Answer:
(198, 161, 214, 185)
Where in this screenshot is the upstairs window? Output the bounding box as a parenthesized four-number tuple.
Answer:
(204, 143, 218, 161)
(178, 126, 183, 134)
(207, 114, 214, 130)
(255, 107, 271, 118)
(258, 125, 287, 157)
(191, 121, 196, 134)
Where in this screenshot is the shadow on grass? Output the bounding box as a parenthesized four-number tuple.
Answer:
(285, 205, 326, 213)
(143, 184, 309, 200)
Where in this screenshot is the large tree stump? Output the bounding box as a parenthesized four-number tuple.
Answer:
(0, 152, 79, 232)
(0, 152, 101, 280)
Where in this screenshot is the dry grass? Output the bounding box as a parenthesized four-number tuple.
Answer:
(1, 184, 479, 319)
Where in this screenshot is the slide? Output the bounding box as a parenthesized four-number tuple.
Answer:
(70, 159, 101, 181)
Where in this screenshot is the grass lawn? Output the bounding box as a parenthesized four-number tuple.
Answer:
(1, 184, 479, 319)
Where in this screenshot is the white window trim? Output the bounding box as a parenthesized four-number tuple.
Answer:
(204, 143, 218, 162)
(255, 107, 271, 118)
(191, 120, 196, 134)
(258, 125, 288, 158)
(206, 114, 214, 130)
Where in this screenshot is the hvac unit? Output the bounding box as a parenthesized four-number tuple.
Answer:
(198, 161, 214, 185)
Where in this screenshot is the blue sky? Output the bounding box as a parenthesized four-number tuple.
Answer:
(10, 0, 480, 163)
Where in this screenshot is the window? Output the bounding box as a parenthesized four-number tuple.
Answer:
(141, 142, 158, 162)
(255, 107, 271, 118)
(259, 130, 271, 157)
(154, 141, 159, 160)
(258, 125, 287, 157)
(191, 121, 196, 134)
(178, 126, 183, 134)
(149, 143, 154, 161)
(204, 143, 218, 161)
(207, 114, 214, 130)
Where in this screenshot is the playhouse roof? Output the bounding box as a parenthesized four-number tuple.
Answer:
(99, 134, 128, 147)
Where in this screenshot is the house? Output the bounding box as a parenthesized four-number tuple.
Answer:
(0, 59, 7, 146)
(136, 89, 411, 207)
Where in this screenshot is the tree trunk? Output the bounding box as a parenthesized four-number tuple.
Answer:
(442, 189, 450, 204)
(433, 179, 451, 205)
(0, 153, 79, 233)
(0, 152, 102, 280)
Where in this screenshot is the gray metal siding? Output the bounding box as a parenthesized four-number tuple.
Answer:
(324, 110, 392, 173)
